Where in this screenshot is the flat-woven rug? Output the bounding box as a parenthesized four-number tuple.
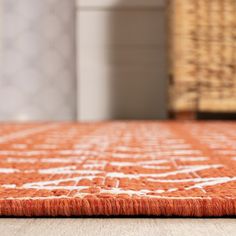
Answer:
(0, 122, 235, 216)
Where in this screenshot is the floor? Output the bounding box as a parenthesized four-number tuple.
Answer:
(0, 218, 235, 236)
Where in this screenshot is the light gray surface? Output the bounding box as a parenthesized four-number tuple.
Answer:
(1, 0, 77, 121)
(0, 0, 168, 121)
(77, 0, 168, 121)
(78, 0, 166, 9)
(0, 218, 235, 236)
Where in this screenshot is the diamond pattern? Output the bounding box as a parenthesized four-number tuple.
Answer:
(1, 0, 77, 121)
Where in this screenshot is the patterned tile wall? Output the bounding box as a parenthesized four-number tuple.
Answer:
(1, 0, 77, 121)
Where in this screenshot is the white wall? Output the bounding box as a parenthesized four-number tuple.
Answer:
(0, 0, 2, 83)
(79, 0, 165, 8)
(0, 0, 77, 121)
(77, 0, 168, 121)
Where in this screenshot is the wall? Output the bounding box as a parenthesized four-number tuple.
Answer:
(0, 0, 77, 121)
(77, 0, 168, 121)
(0, 0, 2, 86)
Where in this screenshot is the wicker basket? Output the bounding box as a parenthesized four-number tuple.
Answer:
(169, 0, 236, 113)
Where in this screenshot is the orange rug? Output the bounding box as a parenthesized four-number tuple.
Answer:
(0, 121, 235, 216)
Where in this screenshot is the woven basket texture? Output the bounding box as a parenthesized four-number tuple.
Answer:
(169, 0, 236, 112)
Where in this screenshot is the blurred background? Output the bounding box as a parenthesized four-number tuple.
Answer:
(0, 0, 167, 121)
(1, 0, 236, 122)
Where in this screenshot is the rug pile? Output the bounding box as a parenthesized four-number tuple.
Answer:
(0, 122, 235, 216)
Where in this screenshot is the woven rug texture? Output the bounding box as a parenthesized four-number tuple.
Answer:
(0, 122, 235, 216)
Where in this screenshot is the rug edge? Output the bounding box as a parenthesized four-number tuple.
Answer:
(0, 197, 235, 217)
